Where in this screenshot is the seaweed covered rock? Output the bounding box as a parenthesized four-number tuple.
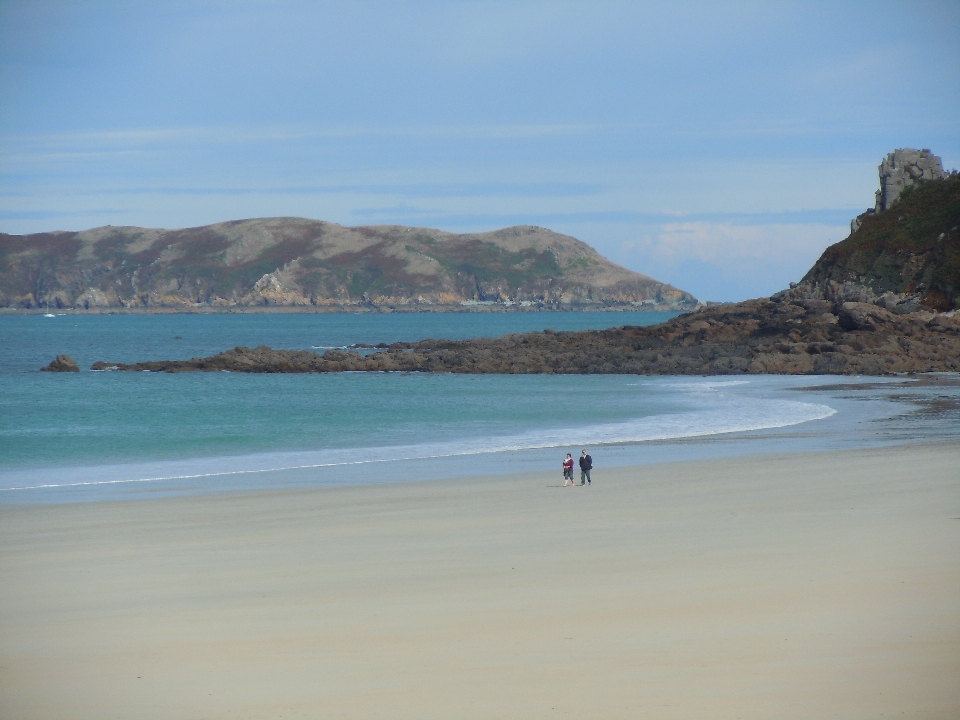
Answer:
(90, 300, 960, 376)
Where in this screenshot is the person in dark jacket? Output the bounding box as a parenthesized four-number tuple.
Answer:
(579, 449, 592, 485)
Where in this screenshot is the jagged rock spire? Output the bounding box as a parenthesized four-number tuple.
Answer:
(851, 148, 950, 234)
(875, 148, 949, 212)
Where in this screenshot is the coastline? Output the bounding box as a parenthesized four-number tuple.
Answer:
(70, 300, 960, 376)
(2, 444, 958, 719)
(0, 302, 693, 315)
(3, 372, 957, 504)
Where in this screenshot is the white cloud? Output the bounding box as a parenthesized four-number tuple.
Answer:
(616, 222, 848, 301)
(636, 221, 841, 264)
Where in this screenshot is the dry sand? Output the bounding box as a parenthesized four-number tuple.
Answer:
(1, 444, 958, 719)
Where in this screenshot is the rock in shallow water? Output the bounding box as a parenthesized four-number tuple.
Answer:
(41, 354, 80, 372)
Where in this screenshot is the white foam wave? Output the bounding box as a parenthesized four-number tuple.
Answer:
(0, 398, 835, 493)
(626, 380, 752, 391)
(659, 380, 752, 391)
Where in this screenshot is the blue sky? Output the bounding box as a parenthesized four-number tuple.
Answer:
(1, 1, 958, 301)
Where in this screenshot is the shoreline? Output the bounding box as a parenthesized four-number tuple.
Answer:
(64, 300, 960, 376)
(4, 371, 958, 505)
(0, 303, 694, 316)
(2, 444, 958, 718)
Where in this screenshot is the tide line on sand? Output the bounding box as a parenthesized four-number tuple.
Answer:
(1, 444, 957, 717)
(0, 399, 836, 493)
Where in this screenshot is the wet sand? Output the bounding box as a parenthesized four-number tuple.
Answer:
(1, 443, 958, 719)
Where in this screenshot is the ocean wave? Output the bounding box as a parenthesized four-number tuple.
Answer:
(649, 379, 752, 391)
(0, 397, 835, 492)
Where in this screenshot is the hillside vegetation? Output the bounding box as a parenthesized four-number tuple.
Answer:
(0, 219, 695, 311)
(797, 174, 960, 311)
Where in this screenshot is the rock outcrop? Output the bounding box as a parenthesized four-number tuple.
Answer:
(0, 219, 697, 312)
(90, 299, 960, 376)
(875, 149, 950, 212)
(41, 354, 80, 372)
(851, 149, 951, 234)
(784, 166, 959, 312)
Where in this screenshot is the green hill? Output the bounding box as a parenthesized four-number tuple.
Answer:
(0, 219, 696, 312)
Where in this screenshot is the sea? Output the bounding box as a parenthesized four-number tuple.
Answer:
(2, 311, 958, 504)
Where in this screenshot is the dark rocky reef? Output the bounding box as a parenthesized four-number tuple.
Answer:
(90, 299, 960, 376)
(41, 354, 80, 372)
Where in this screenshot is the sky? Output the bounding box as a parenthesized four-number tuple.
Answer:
(1, 1, 958, 301)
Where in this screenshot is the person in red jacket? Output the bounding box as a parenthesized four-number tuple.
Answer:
(562, 453, 575, 486)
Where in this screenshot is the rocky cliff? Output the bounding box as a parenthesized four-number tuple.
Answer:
(784, 154, 959, 312)
(0, 219, 696, 312)
(874, 149, 949, 212)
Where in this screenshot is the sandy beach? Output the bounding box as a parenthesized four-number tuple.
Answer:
(1, 443, 958, 719)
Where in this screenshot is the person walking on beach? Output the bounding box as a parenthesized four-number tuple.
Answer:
(562, 453, 575, 486)
(579, 449, 593, 485)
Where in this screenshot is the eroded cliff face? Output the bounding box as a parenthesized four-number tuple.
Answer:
(0, 219, 696, 312)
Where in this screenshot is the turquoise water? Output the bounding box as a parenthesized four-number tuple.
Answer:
(1, 311, 680, 471)
(1, 311, 681, 373)
(1, 312, 957, 503)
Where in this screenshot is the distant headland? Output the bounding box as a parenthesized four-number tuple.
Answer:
(72, 149, 960, 376)
(0, 221, 696, 313)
